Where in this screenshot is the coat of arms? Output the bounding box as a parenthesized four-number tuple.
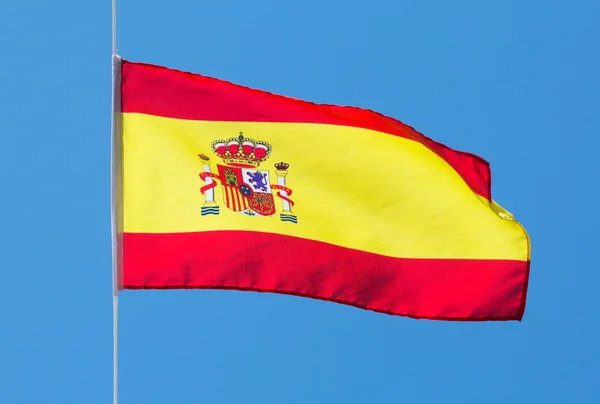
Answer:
(197, 132, 297, 223)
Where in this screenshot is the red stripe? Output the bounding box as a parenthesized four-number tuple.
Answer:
(232, 188, 238, 210)
(121, 60, 491, 200)
(235, 189, 241, 210)
(224, 186, 231, 208)
(122, 231, 529, 321)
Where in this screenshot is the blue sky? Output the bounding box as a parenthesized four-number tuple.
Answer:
(1, 0, 599, 403)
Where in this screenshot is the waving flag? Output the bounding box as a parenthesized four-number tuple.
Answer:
(115, 59, 530, 321)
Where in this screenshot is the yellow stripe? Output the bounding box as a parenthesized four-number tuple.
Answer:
(122, 113, 528, 260)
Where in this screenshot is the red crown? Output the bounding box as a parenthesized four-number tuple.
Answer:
(212, 132, 272, 168)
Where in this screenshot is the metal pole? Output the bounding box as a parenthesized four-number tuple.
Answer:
(112, 0, 117, 55)
(111, 1, 120, 403)
(113, 294, 119, 404)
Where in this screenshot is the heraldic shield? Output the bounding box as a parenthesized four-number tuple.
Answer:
(197, 132, 297, 223)
(216, 164, 276, 216)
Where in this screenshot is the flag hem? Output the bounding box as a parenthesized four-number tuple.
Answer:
(121, 283, 529, 322)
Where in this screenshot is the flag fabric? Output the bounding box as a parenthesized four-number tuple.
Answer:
(116, 59, 530, 321)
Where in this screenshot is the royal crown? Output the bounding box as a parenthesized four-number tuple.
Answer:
(274, 162, 289, 171)
(212, 132, 272, 168)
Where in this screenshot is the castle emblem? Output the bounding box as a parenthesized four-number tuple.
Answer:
(198, 132, 297, 223)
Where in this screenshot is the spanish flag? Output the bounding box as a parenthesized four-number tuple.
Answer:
(115, 58, 530, 321)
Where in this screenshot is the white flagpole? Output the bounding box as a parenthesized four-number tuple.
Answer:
(111, 0, 122, 403)
(112, 294, 118, 404)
